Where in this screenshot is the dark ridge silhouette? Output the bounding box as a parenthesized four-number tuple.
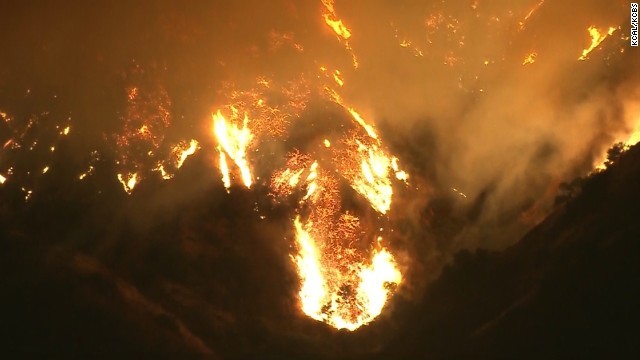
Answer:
(1, 137, 638, 359)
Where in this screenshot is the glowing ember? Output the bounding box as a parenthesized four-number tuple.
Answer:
(523, 52, 537, 65)
(321, 0, 351, 40)
(154, 164, 172, 180)
(320, 0, 358, 68)
(174, 139, 199, 169)
(391, 157, 408, 182)
(578, 26, 617, 61)
(519, 0, 545, 30)
(117, 172, 139, 194)
(212, 110, 253, 189)
(347, 108, 379, 140)
(333, 70, 344, 87)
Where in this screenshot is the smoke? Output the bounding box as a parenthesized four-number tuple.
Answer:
(321, 0, 639, 251)
(1, 0, 639, 356)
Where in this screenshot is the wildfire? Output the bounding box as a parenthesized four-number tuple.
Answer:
(117, 172, 139, 194)
(519, 0, 545, 30)
(321, 0, 351, 40)
(292, 216, 402, 331)
(522, 52, 537, 65)
(267, 115, 406, 330)
(333, 70, 344, 87)
(320, 0, 358, 68)
(593, 114, 640, 171)
(174, 139, 199, 169)
(281, 155, 402, 330)
(578, 26, 617, 61)
(212, 109, 253, 189)
(342, 138, 396, 214)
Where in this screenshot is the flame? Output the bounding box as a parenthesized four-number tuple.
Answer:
(292, 215, 402, 330)
(78, 166, 94, 180)
(320, 0, 358, 68)
(323, 16, 351, 40)
(519, 0, 545, 30)
(293, 217, 328, 318)
(117, 172, 139, 194)
(391, 157, 408, 182)
(324, 85, 407, 214)
(578, 26, 617, 61)
(321, 0, 351, 40)
(154, 163, 172, 180)
(522, 52, 537, 65)
(347, 108, 379, 140)
(344, 139, 395, 214)
(269, 142, 405, 330)
(0, 173, 6, 184)
(593, 114, 640, 171)
(213, 110, 254, 189)
(333, 70, 344, 87)
(175, 139, 199, 169)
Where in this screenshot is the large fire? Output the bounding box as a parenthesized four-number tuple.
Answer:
(269, 139, 404, 330)
(2, 0, 636, 338)
(207, 71, 407, 329)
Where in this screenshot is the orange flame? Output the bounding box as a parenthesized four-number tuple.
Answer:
(117, 172, 139, 194)
(522, 52, 537, 65)
(284, 157, 402, 330)
(321, 0, 351, 40)
(213, 110, 253, 189)
(320, 0, 358, 68)
(175, 139, 199, 169)
(578, 26, 617, 61)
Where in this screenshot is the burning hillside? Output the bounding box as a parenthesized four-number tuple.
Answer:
(0, 0, 639, 358)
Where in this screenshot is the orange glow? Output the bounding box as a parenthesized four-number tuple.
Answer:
(593, 113, 640, 171)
